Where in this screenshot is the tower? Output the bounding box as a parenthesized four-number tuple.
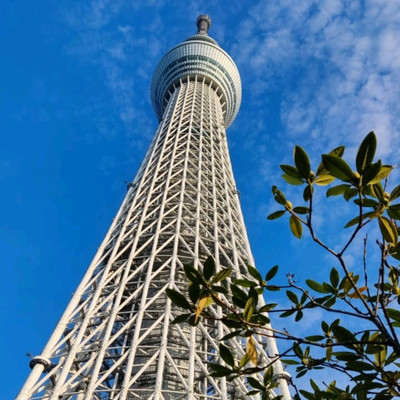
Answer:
(17, 15, 290, 400)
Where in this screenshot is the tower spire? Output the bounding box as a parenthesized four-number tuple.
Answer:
(196, 14, 211, 35)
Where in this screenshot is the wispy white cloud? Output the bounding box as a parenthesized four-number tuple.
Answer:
(232, 0, 400, 162)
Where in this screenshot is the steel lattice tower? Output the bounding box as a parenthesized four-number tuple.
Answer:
(17, 15, 291, 400)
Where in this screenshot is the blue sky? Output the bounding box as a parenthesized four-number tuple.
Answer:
(2, 0, 400, 397)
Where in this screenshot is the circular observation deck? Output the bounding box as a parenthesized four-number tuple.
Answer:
(151, 15, 242, 129)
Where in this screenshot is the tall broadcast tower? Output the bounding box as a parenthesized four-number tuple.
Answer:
(17, 15, 290, 400)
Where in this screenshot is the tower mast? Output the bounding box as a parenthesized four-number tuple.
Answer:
(17, 15, 291, 400)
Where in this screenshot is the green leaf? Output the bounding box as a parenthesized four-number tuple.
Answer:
(387, 308, 400, 321)
(166, 289, 192, 309)
(290, 215, 303, 239)
(265, 265, 279, 281)
(184, 264, 205, 285)
(211, 268, 232, 284)
(369, 165, 393, 184)
(303, 184, 312, 201)
(219, 343, 235, 367)
(316, 145, 345, 175)
(247, 377, 264, 390)
(378, 216, 398, 246)
(188, 283, 200, 303)
(371, 183, 384, 201)
(353, 198, 378, 208)
(313, 174, 336, 186)
(306, 280, 329, 293)
(208, 364, 233, 377)
(343, 188, 358, 201)
(356, 131, 377, 173)
(330, 268, 340, 287)
(305, 335, 325, 342)
(203, 256, 216, 281)
(280, 164, 302, 178)
(259, 303, 278, 312)
(331, 325, 357, 344)
(361, 160, 381, 186)
(247, 265, 263, 283)
(389, 244, 400, 260)
(234, 279, 257, 287)
(286, 290, 299, 304)
(322, 154, 356, 182)
(243, 298, 255, 321)
(344, 212, 375, 228)
(282, 174, 304, 185)
(272, 185, 286, 205)
(293, 206, 309, 214)
(388, 205, 400, 220)
(295, 310, 303, 321)
(171, 313, 191, 324)
(267, 210, 286, 220)
(294, 145, 311, 178)
(390, 185, 400, 201)
(326, 184, 351, 197)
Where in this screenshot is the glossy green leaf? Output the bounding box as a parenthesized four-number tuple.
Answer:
(378, 216, 398, 246)
(265, 265, 279, 281)
(234, 279, 257, 287)
(369, 165, 393, 184)
(243, 298, 255, 321)
(331, 325, 357, 344)
(371, 183, 384, 201)
(316, 145, 345, 175)
(313, 174, 336, 186)
(344, 212, 375, 228)
(203, 256, 216, 281)
(247, 377, 264, 390)
(166, 289, 192, 309)
(306, 280, 329, 293)
(219, 343, 235, 367)
(282, 174, 304, 185)
(267, 210, 286, 220)
(330, 268, 339, 287)
(322, 154, 355, 182)
(343, 188, 358, 201)
(353, 198, 378, 208)
(280, 164, 302, 178)
(290, 215, 302, 239)
(295, 310, 303, 321)
(293, 206, 309, 214)
(286, 290, 299, 304)
(171, 313, 191, 324)
(184, 264, 205, 285)
(294, 145, 311, 178)
(211, 268, 232, 284)
(356, 131, 377, 173)
(361, 160, 381, 186)
(390, 184, 400, 201)
(303, 184, 312, 201)
(326, 184, 351, 197)
(188, 283, 200, 303)
(388, 204, 400, 220)
(208, 364, 233, 377)
(272, 186, 287, 205)
(247, 265, 263, 283)
(387, 308, 400, 321)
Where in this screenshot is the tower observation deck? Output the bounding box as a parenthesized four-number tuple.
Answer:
(17, 15, 291, 400)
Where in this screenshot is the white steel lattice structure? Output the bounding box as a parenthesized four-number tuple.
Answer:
(17, 15, 291, 400)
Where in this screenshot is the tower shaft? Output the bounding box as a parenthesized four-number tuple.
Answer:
(17, 16, 290, 400)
